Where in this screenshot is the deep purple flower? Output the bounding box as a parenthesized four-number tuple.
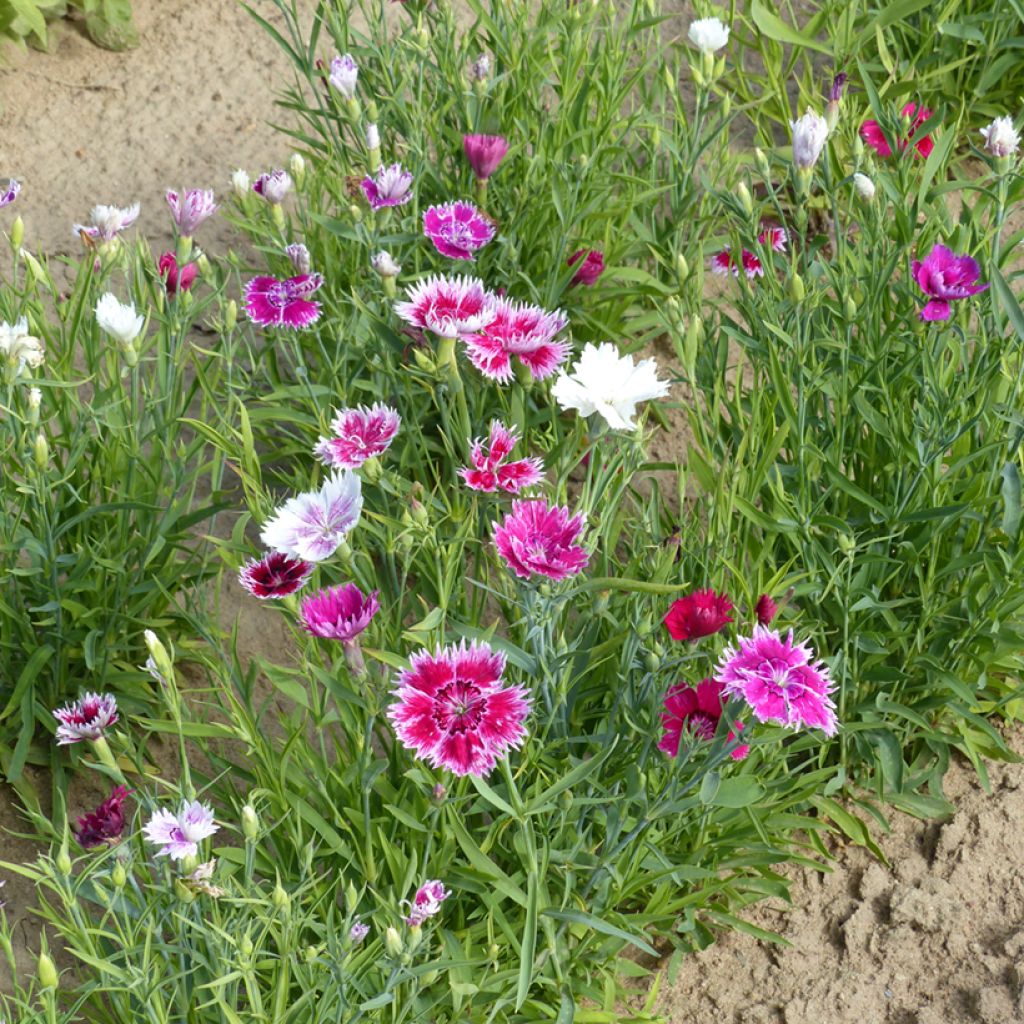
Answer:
(567, 249, 604, 287)
(75, 786, 131, 849)
(912, 243, 989, 322)
(253, 170, 293, 205)
(244, 273, 324, 329)
(423, 202, 495, 260)
(463, 134, 509, 180)
(828, 72, 847, 103)
(361, 164, 414, 209)
(754, 593, 777, 625)
(300, 583, 380, 642)
(1, 179, 21, 208)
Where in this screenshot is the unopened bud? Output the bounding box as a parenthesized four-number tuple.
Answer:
(371, 251, 401, 279)
(112, 861, 127, 888)
(487, 941, 501, 962)
(754, 148, 770, 179)
(241, 804, 259, 841)
(27, 386, 41, 424)
(844, 295, 857, 322)
(644, 651, 660, 673)
(144, 630, 174, 683)
(37, 950, 58, 990)
(272, 879, 290, 911)
(21, 249, 46, 284)
(432, 782, 447, 803)
(737, 181, 753, 216)
(289, 153, 307, 187)
(411, 500, 428, 527)
(195, 251, 210, 276)
(384, 926, 403, 957)
(675, 252, 689, 286)
(406, 925, 423, 953)
(56, 841, 72, 876)
(239, 933, 254, 958)
(345, 880, 359, 913)
(789, 272, 805, 304)
(349, 204, 363, 224)
(838, 533, 856, 554)
(853, 172, 875, 201)
(232, 169, 251, 198)
(10, 215, 24, 251)
(636, 613, 654, 638)
(304, 945, 319, 963)
(224, 300, 238, 333)
(33, 431, 49, 470)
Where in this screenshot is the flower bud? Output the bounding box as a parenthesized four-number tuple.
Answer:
(789, 272, 805, 304)
(790, 109, 829, 170)
(852, 172, 875, 201)
(736, 181, 753, 217)
(21, 249, 46, 284)
(345, 880, 360, 913)
(195, 251, 210, 276)
(272, 879, 290, 911)
(241, 804, 259, 841)
(837, 533, 856, 555)
(37, 950, 58, 990)
(232, 169, 251, 198)
(432, 782, 447, 803)
(144, 630, 174, 684)
(675, 252, 689, 286)
(406, 925, 423, 953)
(239, 933, 254, 958)
(471, 54, 490, 82)
(643, 651, 660, 673)
(384, 926, 403, 957)
(304, 944, 319, 963)
(224, 299, 238, 333)
(349, 204, 363, 224)
(33, 431, 49, 470)
(754, 148, 770, 179)
(10, 215, 24, 251)
(289, 153, 307, 188)
(487, 941, 501, 962)
(56, 840, 72, 876)
(27, 386, 41, 424)
(365, 123, 380, 151)
(371, 251, 401, 279)
(112, 861, 127, 888)
(844, 295, 857, 322)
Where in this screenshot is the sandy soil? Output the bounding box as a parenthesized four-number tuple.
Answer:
(2, 2, 1022, 1020)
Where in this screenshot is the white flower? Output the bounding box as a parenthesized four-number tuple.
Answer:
(371, 251, 401, 278)
(853, 172, 875, 200)
(231, 169, 251, 198)
(330, 53, 359, 98)
(95, 293, 144, 347)
(260, 470, 363, 562)
(790, 109, 829, 169)
(688, 17, 729, 53)
(0, 317, 44, 376)
(73, 203, 140, 243)
(552, 342, 670, 431)
(366, 123, 380, 150)
(289, 152, 306, 180)
(981, 116, 1020, 159)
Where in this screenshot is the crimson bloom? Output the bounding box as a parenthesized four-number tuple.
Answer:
(754, 593, 777, 625)
(568, 248, 605, 286)
(300, 583, 379, 642)
(462, 296, 569, 382)
(75, 786, 132, 849)
(664, 589, 733, 642)
(238, 551, 314, 599)
(861, 102, 934, 159)
(493, 500, 588, 581)
(711, 247, 763, 279)
(758, 226, 787, 252)
(314, 403, 401, 469)
(658, 679, 748, 760)
(423, 201, 496, 260)
(158, 252, 197, 295)
(460, 421, 544, 493)
(388, 641, 531, 777)
(463, 134, 509, 180)
(912, 243, 989, 322)
(244, 273, 323, 329)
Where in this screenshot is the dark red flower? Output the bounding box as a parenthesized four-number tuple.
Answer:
(75, 786, 131, 849)
(658, 679, 748, 759)
(567, 248, 605, 287)
(755, 593, 777, 625)
(664, 588, 733, 641)
(158, 252, 198, 295)
(238, 551, 314, 599)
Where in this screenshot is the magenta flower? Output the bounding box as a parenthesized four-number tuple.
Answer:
(493, 500, 589, 581)
(285, 243, 311, 274)
(861, 102, 934, 160)
(714, 625, 838, 736)
(53, 693, 119, 745)
(165, 189, 217, 236)
(238, 551, 314, 599)
(158, 252, 198, 295)
(300, 583, 379, 641)
(423, 201, 495, 260)
(74, 785, 132, 849)
(754, 593, 778, 626)
(912, 243, 989, 322)
(463, 134, 509, 180)
(253, 170, 293, 205)
(260, 470, 363, 562)
(711, 247, 763, 278)
(567, 248, 605, 287)
(658, 680, 748, 760)
(143, 800, 220, 861)
(388, 641, 531, 777)
(361, 163, 414, 209)
(314, 403, 401, 469)
(1, 179, 21, 208)
(395, 274, 497, 340)
(403, 880, 451, 926)
(463, 296, 569, 382)
(460, 421, 544, 493)
(244, 273, 324, 330)
(664, 589, 733, 642)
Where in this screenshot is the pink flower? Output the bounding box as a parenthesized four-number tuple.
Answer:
(361, 163, 414, 209)
(463, 134, 509, 180)
(460, 421, 544, 493)
(758, 226, 787, 252)
(0, 179, 21, 208)
(260, 470, 363, 562)
(710, 247, 763, 278)
(567, 248, 605, 287)
(911, 243, 989, 322)
(493, 500, 589, 581)
(658, 679, 748, 760)
(158, 252, 197, 295)
(395, 274, 497, 340)
(314, 403, 401, 469)
(53, 692, 119, 745)
(463, 296, 569, 382)
(754, 593, 777, 625)
(143, 800, 220, 861)
(244, 273, 324, 329)
(238, 551, 314, 599)
(714, 625, 838, 736)
(252, 170, 292, 204)
(861, 102, 934, 160)
(388, 641, 531, 777)
(423, 201, 495, 260)
(75, 786, 132, 849)
(165, 189, 217, 236)
(664, 589, 733, 642)
(403, 879, 451, 925)
(300, 583, 379, 642)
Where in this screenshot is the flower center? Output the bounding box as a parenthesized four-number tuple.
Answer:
(687, 711, 718, 741)
(435, 681, 486, 733)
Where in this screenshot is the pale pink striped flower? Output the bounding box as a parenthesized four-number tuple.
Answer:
(403, 880, 451, 925)
(463, 296, 569, 382)
(260, 471, 363, 562)
(314, 403, 401, 469)
(361, 163, 414, 209)
(460, 421, 543, 493)
(74, 203, 140, 243)
(143, 801, 219, 861)
(166, 189, 217, 236)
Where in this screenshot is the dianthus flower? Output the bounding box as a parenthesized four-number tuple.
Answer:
(53, 693, 119, 745)
(861, 102, 934, 159)
(567, 248, 604, 286)
(314, 403, 401, 469)
(463, 296, 569, 382)
(664, 589, 733, 642)
(403, 880, 451, 926)
(394, 274, 497, 340)
(460, 421, 544, 493)
(238, 551, 314, 599)
(158, 252, 197, 295)
(493, 499, 588, 580)
(423, 201, 495, 260)
(74, 786, 131, 849)
(252, 170, 292, 205)
(143, 800, 220, 860)
(244, 273, 323, 329)
(300, 583, 379, 642)
(260, 471, 363, 562)
(0, 179, 20, 208)
(710, 247, 763, 278)
(361, 163, 414, 209)
(165, 189, 217, 236)
(659, 679, 748, 760)
(463, 134, 509, 180)
(754, 593, 778, 626)
(912, 243, 989, 322)
(73, 203, 140, 243)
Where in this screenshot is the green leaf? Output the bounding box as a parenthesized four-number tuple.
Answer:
(516, 870, 539, 1010)
(706, 777, 766, 808)
(992, 266, 1024, 342)
(750, 0, 832, 54)
(1001, 464, 1022, 541)
(542, 909, 659, 957)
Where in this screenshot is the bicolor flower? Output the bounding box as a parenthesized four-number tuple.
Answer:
(463, 134, 509, 180)
(912, 243, 989, 322)
(861, 102, 934, 159)
(260, 470, 363, 562)
(552, 342, 669, 430)
(329, 53, 359, 98)
(314, 403, 401, 469)
(253, 171, 293, 205)
(350, 922, 370, 943)
(395, 274, 497, 340)
(463, 296, 569, 382)
(300, 583, 379, 642)
(238, 551, 314, 599)
(714, 626, 838, 736)
(244, 273, 323, 329)
(361, 163, 413, 209)
(659, 679, 748, 760)
(493, 499, 588, 581)
(758, 226, 788, 252)
(143, 800, 220, 860)
(166, 189, 217, 236)
(388, 641, 531, 777)
(710, 247, 763, 278)
(53, 693, 119, 745)
(403, 880, 451, 926)
(460, 421, 544, 493)
(95, 293, 144, 346)
(664, 589, 733, 642)
(567, 248, 605, 286)
(0, 179, 20, 208)
(423, 201, 495, 260)
(73, 203, 140, 243)
(74, 786, 131, 849)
